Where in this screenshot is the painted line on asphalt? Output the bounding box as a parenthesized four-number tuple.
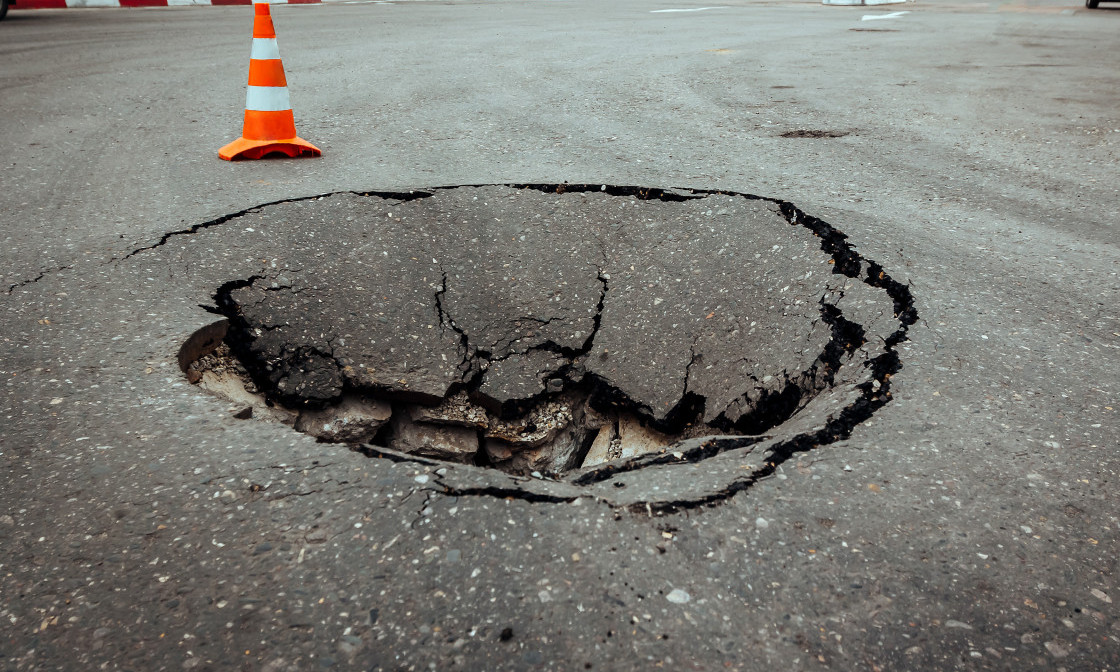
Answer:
(861, 10, 910, 20)
(650, 6, 728, 13)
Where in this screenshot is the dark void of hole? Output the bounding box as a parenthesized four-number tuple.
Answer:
(182, 184, 916, 498)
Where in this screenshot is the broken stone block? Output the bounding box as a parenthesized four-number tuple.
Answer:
(580, 418, 620, 467)
(294, 395, 392, 443)
(487, 424, 588, 476)
(530, 424, 589, 474)
(483, 439, 515, 463)
(390, 416, 479, 463)
(617, 414, 674, 459)
(408, 392, 489, 429)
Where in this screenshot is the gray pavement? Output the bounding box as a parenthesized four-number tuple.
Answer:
(2, 0, 1120, 670)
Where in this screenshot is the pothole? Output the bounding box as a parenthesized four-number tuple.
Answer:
(178, 184, 915, 510)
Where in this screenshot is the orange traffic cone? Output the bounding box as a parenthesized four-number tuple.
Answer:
(220, 3, 321, 161)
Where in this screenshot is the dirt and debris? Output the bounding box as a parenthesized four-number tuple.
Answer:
(192, 351, 706, 476)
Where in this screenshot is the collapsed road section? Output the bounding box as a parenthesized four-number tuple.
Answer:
(181, 184, 916, 510)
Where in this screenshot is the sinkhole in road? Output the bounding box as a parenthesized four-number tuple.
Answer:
(180, 184, 915, 508)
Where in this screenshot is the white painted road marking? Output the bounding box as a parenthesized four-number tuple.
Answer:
(861, 11, 910, 20)
(651, 6, 728, 13)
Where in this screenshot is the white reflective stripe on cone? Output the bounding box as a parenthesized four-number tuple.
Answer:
(245, 86, 292, 112)
(250, 38, 282, 61)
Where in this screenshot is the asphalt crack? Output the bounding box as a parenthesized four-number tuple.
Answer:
(117, 190, 433, 264)
(429, 264, 611, 410)
(5, 264, 73, 295)
(426, 188, 915, 511)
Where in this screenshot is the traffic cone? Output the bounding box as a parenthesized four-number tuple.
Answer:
(220, 3, 321, 161)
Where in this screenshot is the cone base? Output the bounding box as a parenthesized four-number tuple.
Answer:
(219, 136, 322, 161)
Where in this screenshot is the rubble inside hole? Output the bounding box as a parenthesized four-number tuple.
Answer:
(189, 345, 720, 476)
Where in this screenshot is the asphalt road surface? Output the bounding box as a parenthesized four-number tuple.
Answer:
(2, 0, 1119, 670)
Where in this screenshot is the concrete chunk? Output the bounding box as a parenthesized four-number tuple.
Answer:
(294, 395, 392, 443)
(390, 416, 479, 463)
(617, 414, 674, 460)
(581, 419, 619, 468)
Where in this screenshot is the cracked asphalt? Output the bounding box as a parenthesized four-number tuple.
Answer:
(2, 0, 1120, 670)
(192, 184, 908, 505)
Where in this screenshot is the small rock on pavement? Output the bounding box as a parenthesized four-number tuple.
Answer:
(338, 635, 363, 657)
(1044, 641, 1070, 658)
(666, 588, 691, 604)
